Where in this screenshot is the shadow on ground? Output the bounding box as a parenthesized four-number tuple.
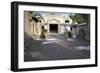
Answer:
(24, 32, 90, 62)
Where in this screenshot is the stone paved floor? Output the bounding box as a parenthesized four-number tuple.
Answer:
(24, 34, 90, 62)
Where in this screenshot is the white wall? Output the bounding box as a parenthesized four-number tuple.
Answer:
(0, 0, 99, 73)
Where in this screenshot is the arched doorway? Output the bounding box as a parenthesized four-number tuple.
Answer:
(47, 19, 61, 34)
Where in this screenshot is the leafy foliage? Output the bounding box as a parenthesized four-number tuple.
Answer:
(69, 13, 89, 24)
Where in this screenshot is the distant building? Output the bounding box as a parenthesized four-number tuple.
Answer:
(24, 11, 90, 41)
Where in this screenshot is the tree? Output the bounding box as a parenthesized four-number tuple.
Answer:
(69, 13, 89, 24)
(76, 14, 89, 24)
(69, 14, 77, 24)
(32, 11, 45, 22)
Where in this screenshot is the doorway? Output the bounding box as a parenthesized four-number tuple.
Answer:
(49, 24, 58, 33)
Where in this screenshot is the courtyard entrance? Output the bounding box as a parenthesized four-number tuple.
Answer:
(49, 24, 58, 33)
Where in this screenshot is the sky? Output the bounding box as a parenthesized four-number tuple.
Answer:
(32, 11, 71, 18)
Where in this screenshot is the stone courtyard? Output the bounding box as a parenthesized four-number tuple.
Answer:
(24, 33, 90, 62)
(24, 11, 90, 62)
